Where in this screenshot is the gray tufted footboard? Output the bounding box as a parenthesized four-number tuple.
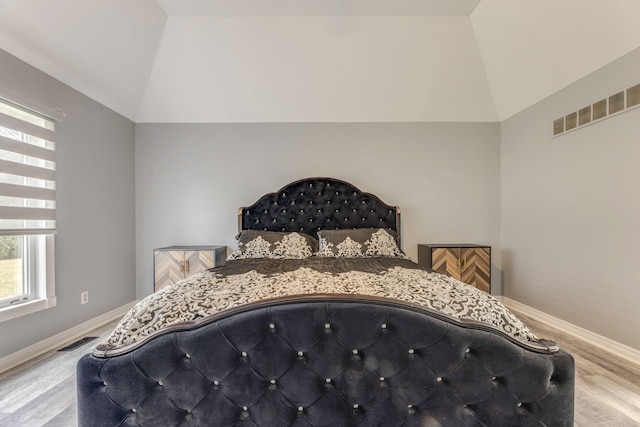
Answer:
(77, 296, 574, 426)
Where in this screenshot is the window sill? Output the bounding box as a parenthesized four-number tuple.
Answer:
(0, 296, 57, 323)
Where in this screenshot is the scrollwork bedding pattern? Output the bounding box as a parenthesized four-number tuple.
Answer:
(101, 257, 537, 349)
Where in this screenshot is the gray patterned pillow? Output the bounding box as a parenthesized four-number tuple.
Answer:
(317, 228, 404, 258)
(228, 230, 319, 260)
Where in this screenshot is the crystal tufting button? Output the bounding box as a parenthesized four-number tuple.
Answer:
(298, 351, 304, 356)
(270, 379, 276, 384)
(325, 323, 331, 329)
(379, 377, 385, 382)
(408, 349, 414, 354)
(381, 323, 387, 329)
(269, 323, 275, 329)
(325, 378, 331, 383)
(352, 349, 358, 354)
(243, 406, 248, 411)
(353, 404, 359, 409)
(214, 380, 219, 386)
(241, 351, 247, 357)
(185, 353, 190, 358)
(298, 406, 304, 412)
(437, 377, 443, 382)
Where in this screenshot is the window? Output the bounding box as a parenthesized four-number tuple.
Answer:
(0, 96, 57, 321)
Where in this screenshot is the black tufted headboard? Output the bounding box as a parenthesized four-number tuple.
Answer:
(239, 177, 401, 247)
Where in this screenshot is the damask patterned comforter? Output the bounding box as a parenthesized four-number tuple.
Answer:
(100, 257, 537, 350)
(100, 257, 537, 348)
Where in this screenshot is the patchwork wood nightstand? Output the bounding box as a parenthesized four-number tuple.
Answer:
(417, 244, 491, 293)
(154, 245, 226, 292)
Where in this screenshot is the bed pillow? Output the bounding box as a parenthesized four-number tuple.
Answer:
(228, 230, 318, 260)
(317, 228, 404, 258)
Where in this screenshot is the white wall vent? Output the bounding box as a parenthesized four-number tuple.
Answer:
(553, 83, 640, 137)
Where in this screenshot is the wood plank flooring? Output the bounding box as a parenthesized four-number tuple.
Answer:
(0, 320, 118, 427)
(511, 309, 640, 427)
(0, 311, 639, 426)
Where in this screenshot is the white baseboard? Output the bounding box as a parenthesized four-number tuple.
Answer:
(501, 296, 640, 367)
(0, 301, 136, 375)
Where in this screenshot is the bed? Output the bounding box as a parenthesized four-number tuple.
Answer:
(77, 177, 574, 426)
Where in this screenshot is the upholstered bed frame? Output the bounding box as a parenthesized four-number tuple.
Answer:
(237, 177, 401, 246)
(77, 177, 574, 426)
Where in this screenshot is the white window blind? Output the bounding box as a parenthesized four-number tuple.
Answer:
(0, 99, 56, 236)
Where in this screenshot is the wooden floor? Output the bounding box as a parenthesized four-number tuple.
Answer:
(513, 310, 640, 427)
(0, 311, 639, 426)
(0, 320, 118, 427)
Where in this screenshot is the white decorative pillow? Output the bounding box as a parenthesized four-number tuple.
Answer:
(228, 230, 318, 260)
(317, 228, 404, 258)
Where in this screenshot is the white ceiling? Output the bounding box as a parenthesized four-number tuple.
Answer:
(0, 0, 639, 123)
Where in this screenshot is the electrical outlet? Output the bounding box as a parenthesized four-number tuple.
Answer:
(81, 291, 89, 305)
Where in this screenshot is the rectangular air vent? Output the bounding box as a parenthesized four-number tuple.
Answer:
(553, 83, 640, 137)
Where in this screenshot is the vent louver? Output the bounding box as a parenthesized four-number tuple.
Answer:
(553, 83, 640, 136)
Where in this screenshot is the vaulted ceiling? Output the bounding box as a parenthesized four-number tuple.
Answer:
(1, 0, 639, 123)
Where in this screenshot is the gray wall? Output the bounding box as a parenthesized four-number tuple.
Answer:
(501, 47, 640, 350)
(135, 122, 502, 298)
(0, 49, 136, 358)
